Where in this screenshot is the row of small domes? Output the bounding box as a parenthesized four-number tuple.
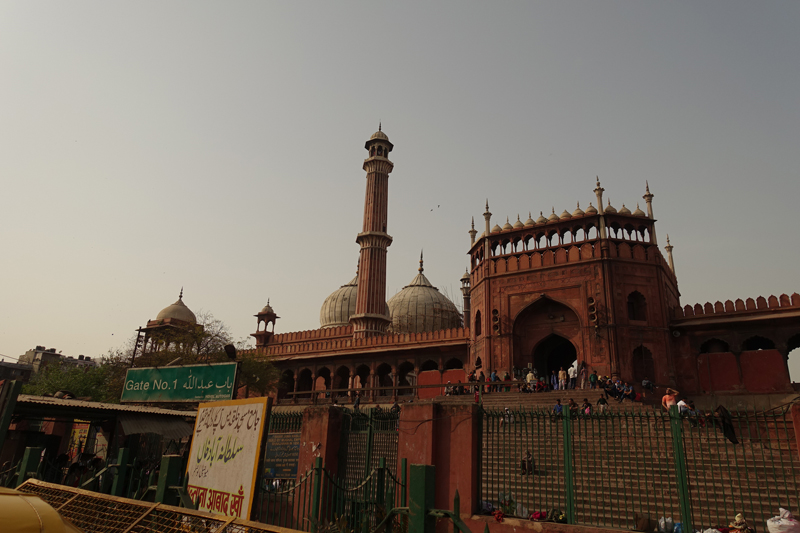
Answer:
(489, 201, 646, 234)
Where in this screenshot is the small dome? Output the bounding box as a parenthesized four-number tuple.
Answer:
(572, 203, 585, 217)
(387, 260, 462, 334)
(536, 211, 547, 224)
(524, 212, 535, 226)
(633, 203, 646, 217)
(547, 208, 559, 222)
(370, 129, 389, 141)
(619, 204, 631, 215)
(260, 301, 275, 315)
(585, 203, 598, 215)
(513, 215, 524, 229)
(604, 200, 617, 214)
(320, 276, 359, 328)
(460, 269, 470, 282)
(502, 218, 513, 231)
(491, 224, 502, 233)
(559, 209, 572, 220)
(156, 292, 197, 325)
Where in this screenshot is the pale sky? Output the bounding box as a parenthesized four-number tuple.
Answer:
(1, 2, 799, 377)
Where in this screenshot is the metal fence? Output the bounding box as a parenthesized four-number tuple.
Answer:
(338, 408, 400, 486)
(480, 405, 800, 532)
(18, 478, 297, 533)
(253, 456, 407, 532)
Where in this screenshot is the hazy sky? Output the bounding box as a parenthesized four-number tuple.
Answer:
(1, 2, 798, 377)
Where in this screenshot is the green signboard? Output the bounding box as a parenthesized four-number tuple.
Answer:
(120, 362, 237, 403)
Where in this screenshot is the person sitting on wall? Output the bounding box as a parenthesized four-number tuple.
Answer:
(552, 399, 563, 416)
(445, 381, 453, 396)
(582, 398, 593, 416)
(536, 378, 546, 392)
(614, 380, 625, 403)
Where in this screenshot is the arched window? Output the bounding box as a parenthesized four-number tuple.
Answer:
(699, 338, 730, 354)
(742, 336, 776, 351)
(627, 291, 647, 322)
(474, 310, 482, 337)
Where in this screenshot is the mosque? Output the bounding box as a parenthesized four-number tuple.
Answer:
(141, 127, 800, 402)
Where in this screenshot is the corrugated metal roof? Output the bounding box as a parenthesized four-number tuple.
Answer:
(17, 395, 196, 418)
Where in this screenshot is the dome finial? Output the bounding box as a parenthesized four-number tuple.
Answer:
(419, 250, 424, 273)
(378, 121, 381, 132)
(179, 287, 183, 300)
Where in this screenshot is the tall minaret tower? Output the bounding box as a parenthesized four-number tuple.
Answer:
(351, 126, 394, 338)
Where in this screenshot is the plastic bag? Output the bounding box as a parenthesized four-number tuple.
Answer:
(767, 508, 800, 533)
(660, 517, 675, 533)
(675, 522, 683, 533)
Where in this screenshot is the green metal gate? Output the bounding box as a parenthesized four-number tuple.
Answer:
(338, 408, 400, 487)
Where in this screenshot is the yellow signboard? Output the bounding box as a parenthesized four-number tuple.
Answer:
(185, 397, 269, 520)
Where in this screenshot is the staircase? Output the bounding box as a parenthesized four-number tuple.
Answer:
(471, 392, 799, 531)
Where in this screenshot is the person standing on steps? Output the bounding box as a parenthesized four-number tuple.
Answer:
(568, 365, 577, 390)
(550, 370, 558, 391)
(596, 395, 608, 414)
(589, 370, 598, 390)
(661, 388, 678, 411)
(579, 364, 588, 390)
(558, 367, 568, 391)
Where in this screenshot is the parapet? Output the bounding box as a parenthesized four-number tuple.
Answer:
(672, 293, 800, 320)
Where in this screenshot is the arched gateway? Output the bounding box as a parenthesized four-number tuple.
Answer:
(513, 297, 582, 376)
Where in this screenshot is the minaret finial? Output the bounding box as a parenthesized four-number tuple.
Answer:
(596, 176, 600, 187)
(179, 287, 183, 299)
(419, 250, 424, 273)
(471, 217, 475, 229)
(666, 234, 671, 245)
(646, 180, 650, 193)
(485, 199, 489, 211)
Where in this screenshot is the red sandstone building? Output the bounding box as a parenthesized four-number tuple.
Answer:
(244, 128, 798, 401)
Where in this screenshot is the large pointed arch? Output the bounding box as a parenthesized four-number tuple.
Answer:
(512, 296, 582, 373)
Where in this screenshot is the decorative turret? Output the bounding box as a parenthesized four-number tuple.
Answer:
(253, 299, 280, 347)
(469, 217, 477, 245)
(351, 126, 394, 338)
(665, 234, 675, 275)
(643, 181, 657, 244)
(483, 200, 492, 236)
(460, 268, 471, 326)
(594, 177, 608, 238)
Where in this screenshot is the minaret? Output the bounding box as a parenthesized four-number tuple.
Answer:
(593, 177, 607, 239)
(351, 126, 394, 338)
(483, 200, 492, 236)
(469, 217, 478, 245)
(643, 181, 657, 245)
(664, 234, 676, 274)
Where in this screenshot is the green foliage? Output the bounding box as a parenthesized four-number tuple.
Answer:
(22, 312, 278, 403)
(22, 357, 126, 403)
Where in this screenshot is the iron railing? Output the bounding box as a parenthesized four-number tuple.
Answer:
(255, 456, 407, 532)
(268, 410, 303, 433)
(338, 408, 400, 486)
(480, 405, 800, 532)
